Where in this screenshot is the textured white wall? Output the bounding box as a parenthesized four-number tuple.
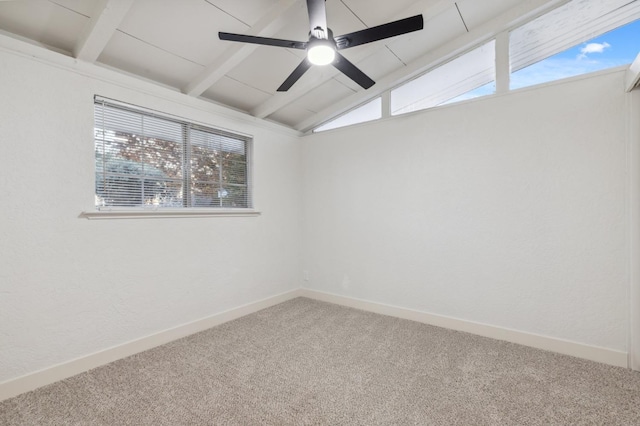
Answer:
(0, 50, 302, 382)
(301, 70, 629, 351)
(630, 88, 640, 369)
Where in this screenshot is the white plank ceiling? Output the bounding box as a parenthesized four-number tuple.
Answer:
(0, 0, 529, 131)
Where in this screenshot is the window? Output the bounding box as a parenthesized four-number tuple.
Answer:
(314, 98, 382, 132)
(94, 97, 251, 210)
(391, 40, 495, 115)
(510, 0, 640, 89)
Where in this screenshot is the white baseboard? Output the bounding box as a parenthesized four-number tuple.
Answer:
(0, 289, 302, 402)
(300, 289, 629, 369)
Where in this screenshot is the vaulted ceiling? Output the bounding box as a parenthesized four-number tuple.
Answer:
(0, 0, 532, 131)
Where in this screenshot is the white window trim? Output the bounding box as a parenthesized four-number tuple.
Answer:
(80, 208, 261, 220)
(626, 52, 640, 92)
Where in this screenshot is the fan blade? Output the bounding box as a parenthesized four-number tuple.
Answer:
(277, 58, 313, 92)
(219, 32, 307, 50)
(306, 0, 329, 39)
(334, 15, 424, 50)
(332, 52, 375, 90)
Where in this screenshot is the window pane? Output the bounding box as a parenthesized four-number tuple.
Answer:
(94, 103, 185, 208)
(510, 0, 640, 89)
(189, 128, 249, 208)
(391, 40, 495, 116)
(314, 98, 382, 132)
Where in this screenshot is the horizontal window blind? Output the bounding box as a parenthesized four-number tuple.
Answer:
(94, 97, 251, 209)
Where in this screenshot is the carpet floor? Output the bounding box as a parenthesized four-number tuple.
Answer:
(1, 297, 640, 425)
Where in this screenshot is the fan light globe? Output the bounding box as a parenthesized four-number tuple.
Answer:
(308, 43, 335, 66)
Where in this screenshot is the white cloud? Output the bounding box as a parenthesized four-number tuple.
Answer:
(578, 42, 611, 59)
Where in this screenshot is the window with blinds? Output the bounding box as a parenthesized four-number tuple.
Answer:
(94, 97, 251, 209)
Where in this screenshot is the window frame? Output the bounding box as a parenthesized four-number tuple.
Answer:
(83, 96, 259, 219)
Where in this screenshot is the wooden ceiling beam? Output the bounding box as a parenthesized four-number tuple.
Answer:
(74, 0, 134, 62)
(183, 0, 299, 97)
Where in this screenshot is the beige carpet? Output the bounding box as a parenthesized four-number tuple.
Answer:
(1, 297, 640, 425)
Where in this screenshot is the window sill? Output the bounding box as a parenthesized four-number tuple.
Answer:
(80, 208, 261, 220)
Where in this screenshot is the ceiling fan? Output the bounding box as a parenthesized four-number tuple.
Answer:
(219, 0, 424, 92)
